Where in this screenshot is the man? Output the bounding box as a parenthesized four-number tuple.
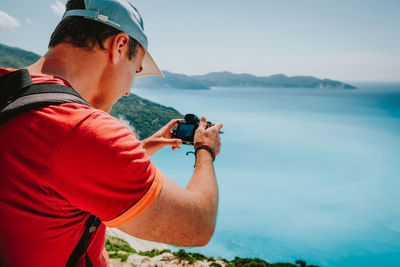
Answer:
(0, 0, 223, 266)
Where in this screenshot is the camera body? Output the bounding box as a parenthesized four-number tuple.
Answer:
(172, 114, 211, 145)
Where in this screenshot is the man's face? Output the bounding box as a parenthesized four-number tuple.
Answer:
(98, 44, 145, 112)
(119, 45, 146, 96)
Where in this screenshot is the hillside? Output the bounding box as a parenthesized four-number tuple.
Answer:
(110, 95, 182, 139)
(0, 43, 40, 69)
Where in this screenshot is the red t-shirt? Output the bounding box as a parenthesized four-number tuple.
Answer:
(0, 68, 164, 266)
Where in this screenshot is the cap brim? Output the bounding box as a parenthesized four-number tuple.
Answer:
(136, 50, 163, 78)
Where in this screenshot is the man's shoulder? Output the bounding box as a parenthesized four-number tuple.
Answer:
(0, 67, 136, 148)
(0, 67, 120, 132)
(1, 103, 122, 144)
(33, 103, 121, 134)
(38, 104, 137, 148)
(0, 67, 73, 88)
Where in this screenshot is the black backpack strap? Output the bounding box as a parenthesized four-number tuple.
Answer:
(0, 68, 33, 104)
(0, 69, 91, 124)
(65, 216, 102, 267)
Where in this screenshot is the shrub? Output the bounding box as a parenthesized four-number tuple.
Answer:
(105, 236, 136, 253)
(138, 249, 172, 257)
(108, 252, 129, 262)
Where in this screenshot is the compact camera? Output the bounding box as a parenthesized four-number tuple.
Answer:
(172, 114, 212, 145)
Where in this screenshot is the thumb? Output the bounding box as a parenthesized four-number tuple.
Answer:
(198, 116, 207, 130)
(164, 119, 182, 131)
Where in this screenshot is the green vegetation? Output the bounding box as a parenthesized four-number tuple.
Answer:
(105, 235, 135, 262)
(137, 248, 214, 264)
(138, 249, 172, 257)
(108, 251, 130, 262)
(226, 257, 319, 267)
(110, 94, 183, 139)
(0, 43, 40, 69)
(173, 249, 210, 264)
(105, 236, 136, 253)
(105, 236, 319, 267)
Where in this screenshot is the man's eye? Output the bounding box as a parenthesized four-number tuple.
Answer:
(136, 66, 143, 73)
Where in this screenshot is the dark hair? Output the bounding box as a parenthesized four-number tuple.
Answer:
(49, 0, 140, 60)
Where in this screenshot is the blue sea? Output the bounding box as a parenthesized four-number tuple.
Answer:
(133, 82, 400, 267)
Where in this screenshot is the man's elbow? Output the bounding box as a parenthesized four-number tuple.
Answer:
(196, 224, 215, 247)
(199, 227, 215, 246)
(185, 221, 215, 247)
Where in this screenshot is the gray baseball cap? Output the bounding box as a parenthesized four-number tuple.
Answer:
(62, 0, 163, 77)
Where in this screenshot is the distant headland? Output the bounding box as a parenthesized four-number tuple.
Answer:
(0, 43, 356, 90)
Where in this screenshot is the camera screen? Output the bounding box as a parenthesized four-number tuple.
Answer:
(176, 123, 196, 140)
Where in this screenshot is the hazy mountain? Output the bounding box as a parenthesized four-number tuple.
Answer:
(0, 43, 40, 69)
(135, 71, 356, 89)
(192, 71, 356, 89)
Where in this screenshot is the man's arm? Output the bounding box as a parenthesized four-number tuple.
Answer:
(118, 117, 223, 246)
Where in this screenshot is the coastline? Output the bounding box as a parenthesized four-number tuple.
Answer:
(106, 228, 229, 267)
(106, 228, 168, 252)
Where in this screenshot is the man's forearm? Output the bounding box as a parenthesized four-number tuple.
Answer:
(186, 150, 219, 238)
(141, 138, 157, 156)
(117, 151, 219, 247)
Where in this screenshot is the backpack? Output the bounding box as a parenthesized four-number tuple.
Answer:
(0, 69, 102, 267)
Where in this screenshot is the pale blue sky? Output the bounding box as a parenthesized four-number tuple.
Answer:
(1, 0, 399, 81)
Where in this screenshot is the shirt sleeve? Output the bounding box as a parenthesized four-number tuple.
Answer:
(48, 111, 163, 227)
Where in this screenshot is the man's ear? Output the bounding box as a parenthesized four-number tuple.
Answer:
(109, 33, 130, 65)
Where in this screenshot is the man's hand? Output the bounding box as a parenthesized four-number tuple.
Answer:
(194, 117, 223, 157)
(141, 119, 183, 156)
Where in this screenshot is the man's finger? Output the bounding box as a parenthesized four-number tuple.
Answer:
(198, 117, 207, 130)
(154, 137, 182, 146)
(164, 119, 183, 130)
(163, 138, 182, 146)
(211, 122, 223, 132)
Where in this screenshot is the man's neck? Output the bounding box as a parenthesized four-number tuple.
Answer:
(27, 44, 107, 110)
